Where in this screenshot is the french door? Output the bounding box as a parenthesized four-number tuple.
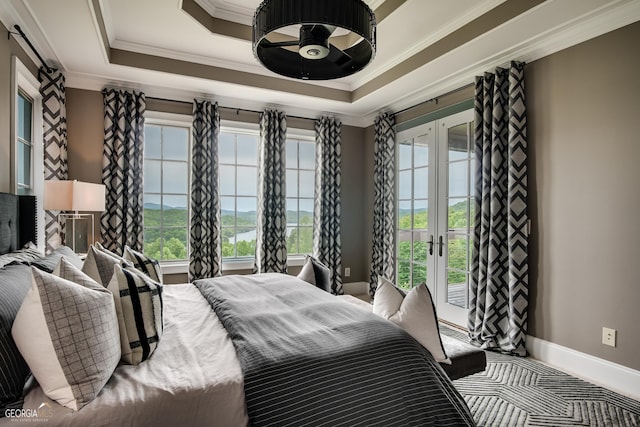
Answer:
(395, 110, 474, 327)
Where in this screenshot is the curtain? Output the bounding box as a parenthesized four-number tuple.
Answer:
(369, 113, 396, 297)
(39, 67, 68, 253)
(254, 110, 288, 273)
(101, 88, 145, 254)
(313, 116, 342, 295)
(189, 100, 221, 280)
(469, 61, 528, 356)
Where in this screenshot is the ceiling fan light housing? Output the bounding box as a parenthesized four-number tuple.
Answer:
(299, 25, 330, 60)
(253, 0, 376, 80)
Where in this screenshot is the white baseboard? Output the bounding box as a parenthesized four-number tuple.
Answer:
(526, 335, 640, 401)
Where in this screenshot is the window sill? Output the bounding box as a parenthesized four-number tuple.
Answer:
(159, 256, 307, 275)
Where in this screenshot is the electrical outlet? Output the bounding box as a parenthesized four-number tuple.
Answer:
(344, 267, 351, 277)
(602, 327, 616, 347)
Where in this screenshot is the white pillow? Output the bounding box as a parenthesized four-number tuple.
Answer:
(373, 277, 451, 364)
(12, 261, 121, 410)
(108, 264, 163, 365)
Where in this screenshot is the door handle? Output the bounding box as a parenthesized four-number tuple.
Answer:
(438, 235, 444, 257)
(427, 235, 434, 256)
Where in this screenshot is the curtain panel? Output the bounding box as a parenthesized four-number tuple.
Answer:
(469, 61, 528, 356)
(39, 67, 68, 254)
(189, 99, 221, 280)
(101, 88, 146, 254)
(369, 113, 396, 297)
(313, 116, 342, 295)
(254, 110, 288, 273)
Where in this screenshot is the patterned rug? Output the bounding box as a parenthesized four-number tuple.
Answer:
(440, 326, 640, 426)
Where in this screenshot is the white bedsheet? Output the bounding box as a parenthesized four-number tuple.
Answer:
(12, 284, 248, 427)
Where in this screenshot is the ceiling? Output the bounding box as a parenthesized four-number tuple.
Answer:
(1, 0, 639, 126)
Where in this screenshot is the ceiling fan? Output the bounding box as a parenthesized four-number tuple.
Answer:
(252, 0, 377, 80)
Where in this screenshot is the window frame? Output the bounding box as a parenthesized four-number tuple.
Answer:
(285, 129, 316, 258)
(143, 111, 193, 265)
(11, 56, 44, 250)
(219, 121, 260, 269)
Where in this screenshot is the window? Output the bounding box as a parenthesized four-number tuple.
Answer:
(286, 136, 316, 255)
(219, 127, 259, 259)
(396, 132, 431, 290)
(12, 56, 44, 249)
(218, 125, 315, 263)
(16, 90, 33, 195)
(143, 115, 191, 261)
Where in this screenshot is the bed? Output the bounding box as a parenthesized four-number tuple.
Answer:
(0, 192, 475, 426)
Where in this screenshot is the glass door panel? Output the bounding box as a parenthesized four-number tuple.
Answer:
(395, 123, 437, 295)
(436, 110, 474, 326)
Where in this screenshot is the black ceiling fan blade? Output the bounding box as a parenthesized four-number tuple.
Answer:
(261, 40, 299, 49)
(326, 44, 352, 66)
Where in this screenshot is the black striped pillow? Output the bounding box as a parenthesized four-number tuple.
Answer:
(123, 246, 162, 284)
(107, 265, 163, 365)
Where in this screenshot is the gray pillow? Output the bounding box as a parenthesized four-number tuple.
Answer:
(11, 262, 121, 410)
(0, 264, 33, 413)
(297, 256, 331, 293)
(31, 245, 83, 273)
(82, 244, 126, 287)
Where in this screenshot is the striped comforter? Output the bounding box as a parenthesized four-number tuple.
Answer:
(195, 273, 475, 427)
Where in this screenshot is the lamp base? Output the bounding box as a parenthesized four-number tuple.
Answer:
(59, 213, 94, 254)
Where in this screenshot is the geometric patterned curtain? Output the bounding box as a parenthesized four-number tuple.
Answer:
(189, 99, 221, 280)
(100, 88, 145, 254)
(469, 61, 528, 357)
(253, 109, 288, 274)
(313, 116, 342, 295)
(369, 112, 396, 298)
(39, 67, 68, 254)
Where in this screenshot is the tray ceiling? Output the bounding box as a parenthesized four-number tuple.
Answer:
(1, 0, 639, 126)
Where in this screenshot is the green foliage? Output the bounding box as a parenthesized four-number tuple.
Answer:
(396, 199, 470, 289)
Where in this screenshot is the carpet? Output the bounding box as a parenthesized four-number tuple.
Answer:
(440, 326, 640, 426)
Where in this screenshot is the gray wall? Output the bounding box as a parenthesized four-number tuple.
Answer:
(527, 21, 640, 370)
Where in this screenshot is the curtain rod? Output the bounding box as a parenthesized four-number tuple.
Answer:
(147, 96, 319, 122)
(9, 25, 52, 73)
(392, 83, 474, 117)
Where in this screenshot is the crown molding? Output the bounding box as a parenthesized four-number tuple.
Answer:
(0, 0, 65, 70)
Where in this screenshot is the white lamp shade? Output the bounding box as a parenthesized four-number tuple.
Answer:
(44, 180, 106, 212)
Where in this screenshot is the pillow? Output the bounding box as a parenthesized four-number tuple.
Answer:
(94, 241, 124, 260)
(31, 245, 84, 273)
(0, 264, 33, 413)
(11, 262, 121, 411)
(82, 244, 126, 287)
(297, 256, 331, 293)
(123, 246, 163, 284)
(373, 277, 451, 364)
(108, 265, 163, 365)
(0, 243, 43, 268)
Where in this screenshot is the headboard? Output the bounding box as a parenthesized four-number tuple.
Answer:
(0, 192, 37, 255)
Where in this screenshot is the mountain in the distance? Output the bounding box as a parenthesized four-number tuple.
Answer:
(144, 202, 187, 210)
